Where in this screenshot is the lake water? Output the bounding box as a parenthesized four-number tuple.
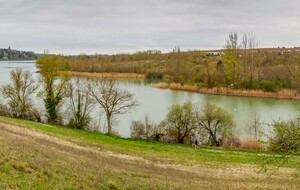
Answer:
(1, 61, 300, 138)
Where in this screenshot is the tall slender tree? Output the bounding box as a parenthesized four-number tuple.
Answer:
(224, 32, 240, 87)
(37, 55, 69, 123)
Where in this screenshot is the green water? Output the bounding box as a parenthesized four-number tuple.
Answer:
(113, 80, 300, 137)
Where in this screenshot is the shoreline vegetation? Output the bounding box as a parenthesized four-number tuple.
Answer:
(63, 71, 146, 79)
(153, 82, 300, 100)
(63, 70, 300, 100)
(59, 43, 300, 101)
(56, 33, 300, 102)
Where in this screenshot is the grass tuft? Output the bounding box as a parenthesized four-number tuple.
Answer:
(9, 161, 31, 173)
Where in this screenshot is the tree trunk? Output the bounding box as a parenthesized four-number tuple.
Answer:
(209, 131, 219, 147)
(178, 138, 184, 144)
(178, 132, 185, 144)
(106, 113, 112, 135)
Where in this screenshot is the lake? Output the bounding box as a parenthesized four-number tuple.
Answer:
(1, 61, 300, 138)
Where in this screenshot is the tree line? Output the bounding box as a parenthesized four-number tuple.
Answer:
(62, 33, 300, 93)
(130, 102, 236, 147)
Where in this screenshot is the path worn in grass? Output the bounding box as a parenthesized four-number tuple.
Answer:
(0, 119, 300, 189)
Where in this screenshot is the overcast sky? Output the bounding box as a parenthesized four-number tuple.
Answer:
(1, 0, 299, 55)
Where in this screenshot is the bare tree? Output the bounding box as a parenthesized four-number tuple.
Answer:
(1, 68, 39, 120)
(246, 112, 262, 140)
(66, 78, 95, 129)
(130, 115, 161, 140)
(166, 47, 194, 84)
(241, 33, 259, 88)
(130, 120, 146, 139)
(87, 79, 138, 135)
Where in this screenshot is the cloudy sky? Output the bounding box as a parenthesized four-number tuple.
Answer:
(1, 0, 299, 55)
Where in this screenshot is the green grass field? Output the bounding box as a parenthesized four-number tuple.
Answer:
(0, 116, 299, 189)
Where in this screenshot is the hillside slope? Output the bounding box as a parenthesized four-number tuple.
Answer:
(0, 117, 299, 189)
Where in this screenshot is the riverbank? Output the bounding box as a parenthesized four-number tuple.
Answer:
(63, 71, 300, 100)
(0, 116, 299, 189)
(153, 82, 300, 100)
(61, 71, 300, 100)
(64, 71, 145, 79)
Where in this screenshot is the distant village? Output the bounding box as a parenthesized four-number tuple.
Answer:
(0, 47, 37, 60)
(205, 47, 300, 57)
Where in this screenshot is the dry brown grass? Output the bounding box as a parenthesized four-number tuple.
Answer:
(199, 87, 300, 99)
(154, 82, 199, 92)
(154, 83, 300, 99)
(181, 85, 199, 92)
(152, 82, 170, 89)
(170, 83, 199, 92)
(8, 161, 31, 173)
(238, 138, 265, 151)
(221, 138, 265, 151)
(61, 71, 146, 79)
(169, 83, 182, 90)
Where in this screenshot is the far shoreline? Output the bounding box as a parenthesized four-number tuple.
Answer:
(63, 71, 300, 100)
(63, 71, 146, 79)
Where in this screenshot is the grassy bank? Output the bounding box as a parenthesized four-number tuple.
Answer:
(0, 116, 300, 189)
(154, 82, 300, 100)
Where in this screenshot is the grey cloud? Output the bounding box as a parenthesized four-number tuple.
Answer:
(0, 0, 300, 54)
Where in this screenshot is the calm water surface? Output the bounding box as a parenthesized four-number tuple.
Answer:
(1, 61, 300, 138)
